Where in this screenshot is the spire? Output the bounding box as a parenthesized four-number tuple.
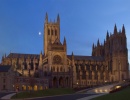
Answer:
(40, 51, 42, 55)
(92, 43, 95, 50)
(45, 12, 48, 23)
(39, 51, 43, 69)
(114, 24, 117, 34)
(97, 39, 100, 46)
(122, 24, 126, 35)
(72, 52, 74, 56)
(57, 13, 60, 24)
(40, 51, 42, 60)
(63, 37, 66, 45)
(72, 52, 74, 60)
(106, 30, 109, 40)
(104, 39, 106, 45)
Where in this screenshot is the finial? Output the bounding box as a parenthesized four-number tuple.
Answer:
(45, 12, 48, 23)
(40, 51, 42, 55)
(92, 43, 95, 49)
(122, 24, 125, 35)
(114, 24, 117, 34)
(63, 37, 66, 45)
(97, 39, 100, 46)
(57, 13, 60, 23)
(72, 52, 74, 56)
(106, 30, 109, 40)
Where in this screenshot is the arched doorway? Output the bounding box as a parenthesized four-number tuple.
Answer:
(34, 85, 37, 91)
(59, 77, 64, 87)
(40, 86, 43, 90)
(53, 77, 57, 87)
(65, 77, 69, 87)
(28, 86, 32, 90)
(22, 85, 26, 91)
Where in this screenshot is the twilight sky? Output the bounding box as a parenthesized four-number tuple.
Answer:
(0, 0, 130, 64)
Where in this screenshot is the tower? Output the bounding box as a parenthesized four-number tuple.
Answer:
(110, 25, 128, 81)
(44, 13, 60, 56)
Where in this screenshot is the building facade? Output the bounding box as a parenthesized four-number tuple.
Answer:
(1, 13, 129, 89)
(0, 65, 14, 91)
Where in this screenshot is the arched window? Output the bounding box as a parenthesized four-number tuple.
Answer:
(60, 67, 62, 72)
(51, 29, 53, 35)
(88, 71, 92, 80)
(48, 29, 50, 35)
(53, 67, 55, 72)
(24, 63, 27, 70)
(55, 29, 57, 36)
(57, 67, 59, 72)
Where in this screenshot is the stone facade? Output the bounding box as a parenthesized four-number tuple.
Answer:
(1, 13, 129, 88)
(0, 65, 14, 91)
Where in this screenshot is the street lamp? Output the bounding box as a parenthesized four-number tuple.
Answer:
(76, 82, 78, 88)
(105, 80, 107, 84)
(13, 85, 14, 91)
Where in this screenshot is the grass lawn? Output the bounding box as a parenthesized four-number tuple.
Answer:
(11, 88, 75, 99)
(91, 86, 130, 100)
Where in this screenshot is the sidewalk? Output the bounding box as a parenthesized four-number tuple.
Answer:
(77, 93, 108, 100)
(1, 93, 16, 100)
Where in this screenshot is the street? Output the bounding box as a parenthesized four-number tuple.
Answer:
(26, 93, 96, 100)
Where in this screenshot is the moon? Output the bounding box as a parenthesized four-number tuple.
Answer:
(39, 32, 41, 35)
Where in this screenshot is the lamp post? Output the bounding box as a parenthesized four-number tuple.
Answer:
(77, 82, 78, 88)
(13, 85, 14, 91)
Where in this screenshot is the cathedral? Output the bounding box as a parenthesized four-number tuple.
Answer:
(0, 13, 129, 90)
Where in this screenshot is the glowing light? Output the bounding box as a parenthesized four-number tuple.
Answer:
(105, 80, 107, 82)
(104, 89, 108, 92)
(100, 89, 103, 93)
(95, 89, 98, 93)
(116, 86, 121, 89)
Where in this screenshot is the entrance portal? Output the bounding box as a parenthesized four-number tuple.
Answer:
(59, 77, 63, 87)
(53, 77, 57, 87)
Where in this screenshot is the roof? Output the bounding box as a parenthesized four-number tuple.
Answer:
(6, 53, 104, 61)
(67, 55, 104, 61)
(0, 65, 11, 72)
(7, 53, 40, 59)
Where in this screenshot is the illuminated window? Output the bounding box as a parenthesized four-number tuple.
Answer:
(51, 29, 53, 35)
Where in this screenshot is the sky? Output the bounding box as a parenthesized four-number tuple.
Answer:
(0, 0, 130, 64)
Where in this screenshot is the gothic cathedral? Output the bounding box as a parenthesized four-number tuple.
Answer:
(1, 13, 129, 88)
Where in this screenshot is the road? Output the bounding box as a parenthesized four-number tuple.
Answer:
(26, 93, 96, 100)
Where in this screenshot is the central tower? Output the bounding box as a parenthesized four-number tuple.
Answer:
(44, 13, 60, 56)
